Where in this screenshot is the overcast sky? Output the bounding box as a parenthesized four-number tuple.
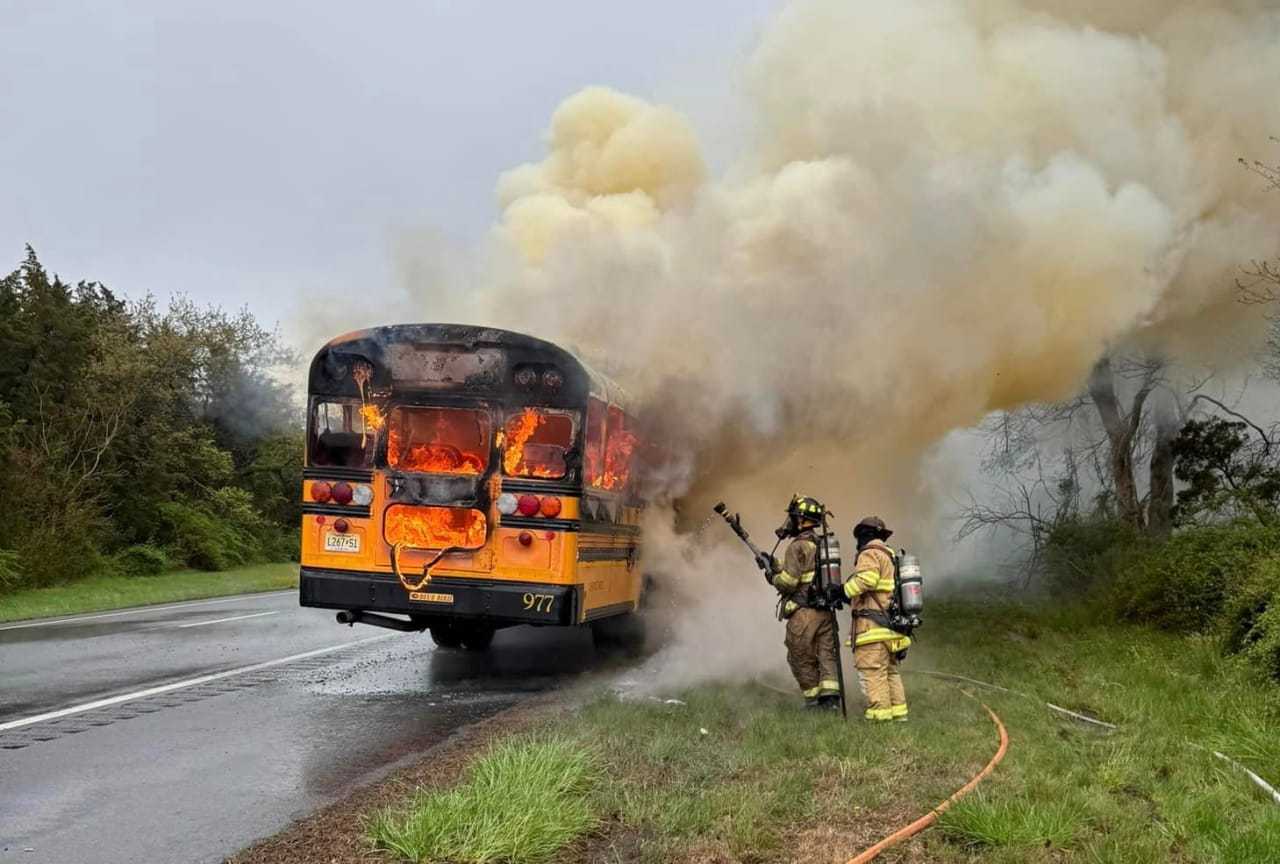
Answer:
(3, 1, 778, 344)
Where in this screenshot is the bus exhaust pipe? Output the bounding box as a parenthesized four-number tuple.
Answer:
(335, 610, 425, 632)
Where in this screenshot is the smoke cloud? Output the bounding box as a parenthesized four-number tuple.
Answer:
(400, 1, 1280, 686)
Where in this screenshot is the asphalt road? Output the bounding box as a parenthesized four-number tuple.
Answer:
(0, 591, 603, 863)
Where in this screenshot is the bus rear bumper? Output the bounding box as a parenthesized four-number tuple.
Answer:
(299, 566, 580, 627)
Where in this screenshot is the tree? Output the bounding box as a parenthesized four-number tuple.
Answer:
(0, 248, 303, 589)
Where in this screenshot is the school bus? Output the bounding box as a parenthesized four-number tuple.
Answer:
(298, 324, 646, 650)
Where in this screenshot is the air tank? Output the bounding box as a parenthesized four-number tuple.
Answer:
(817, 534, 841, 591)
(897, 553, 924, 615)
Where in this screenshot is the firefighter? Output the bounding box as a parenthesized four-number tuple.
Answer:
(763, 495, 842, 710)
(837, 516, 910, 721)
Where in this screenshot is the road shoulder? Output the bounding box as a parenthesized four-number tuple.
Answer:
(225, 692, 564, 864)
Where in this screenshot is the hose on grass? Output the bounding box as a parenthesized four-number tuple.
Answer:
(910, 669, 1279, 808)
(845, 702, 1008, 864)
(755, 678, 1009, 863)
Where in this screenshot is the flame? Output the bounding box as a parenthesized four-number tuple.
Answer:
(387, 424, 485, 474)
(387, 408, 488, 474)
(385, 505, 487, 550)
(602, 426, 637, 490)
(503, 408, 552, 476)
(361, 404, 385, 432)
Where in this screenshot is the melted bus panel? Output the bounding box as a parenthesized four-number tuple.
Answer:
(298, 324, 647, 648)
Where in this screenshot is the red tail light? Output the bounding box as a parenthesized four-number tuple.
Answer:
(516, 494, 541, 516)
(332, 482, 354, 505)
(539, 496, 562, 517)
(333, 518, 349, 533)
(311, 481, 332, 503)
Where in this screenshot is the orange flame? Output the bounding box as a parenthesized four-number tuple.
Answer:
(387, 424, 485, 474)
(385, 506, 487, 550)
(602, 427, 637, 490)
(361, 404, 385, 432)
(503, 408, 545, 475)
(387, 408, 487, 474)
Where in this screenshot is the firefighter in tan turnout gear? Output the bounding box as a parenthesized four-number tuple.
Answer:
(841, 516, 911, 721)
(764, 495, 842, 710)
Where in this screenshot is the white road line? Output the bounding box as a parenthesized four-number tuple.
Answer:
(0, 590, 296, 632)
(174, 611, 280, 629)
(0, 633, 395, 733)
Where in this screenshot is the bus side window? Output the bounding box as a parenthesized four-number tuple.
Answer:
(603, 405, 636, 491)
(584, 398, 606, 487)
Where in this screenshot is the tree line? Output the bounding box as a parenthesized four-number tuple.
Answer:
(0, 247, 302, 591)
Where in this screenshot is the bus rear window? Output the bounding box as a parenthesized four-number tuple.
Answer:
(387, 407, 490, 475)
(311, 400, 375, 467)
(503, 409, 572, 478)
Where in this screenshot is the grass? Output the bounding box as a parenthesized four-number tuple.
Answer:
(0, 561, 298, 623)
(369, 736, 603, 864)
(368, 601, 1280, 863)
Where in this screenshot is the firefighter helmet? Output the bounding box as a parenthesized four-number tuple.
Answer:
(854, 515, 893, 540)
(787, 494, 826, 522)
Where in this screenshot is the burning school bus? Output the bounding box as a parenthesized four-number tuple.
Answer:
(299, 324, 646, 650)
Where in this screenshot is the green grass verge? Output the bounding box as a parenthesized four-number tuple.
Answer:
(0, 562, 298, 623)
(369, 736, 602, 864)
(368, 602, 1280, 863)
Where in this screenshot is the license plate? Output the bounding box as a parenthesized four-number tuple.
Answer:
(409, 592, 454, 604)
(323, 532, 360, 553)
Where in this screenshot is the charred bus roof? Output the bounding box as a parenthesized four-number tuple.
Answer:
(308, 323, 629, 410)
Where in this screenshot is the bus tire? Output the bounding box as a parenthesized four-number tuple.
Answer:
(460, 625, 495, 651)
(429, 625, 463, 649)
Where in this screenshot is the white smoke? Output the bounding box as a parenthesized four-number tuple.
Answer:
(389, 0, 1280, 687)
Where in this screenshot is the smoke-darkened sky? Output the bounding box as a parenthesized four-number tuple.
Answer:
(2, 1, 778, 330)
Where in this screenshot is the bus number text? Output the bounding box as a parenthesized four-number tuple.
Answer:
(522, 593, 555, 613)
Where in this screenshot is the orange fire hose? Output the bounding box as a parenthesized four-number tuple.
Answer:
(844, 702, 1009, 864)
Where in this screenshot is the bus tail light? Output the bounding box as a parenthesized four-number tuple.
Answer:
(332, 482, 354, 505)
(496, 492, 518, 515)
(518, 530, 533, 546)
(311, 481, 332, 503)
(539, 496, 562, 517)
(351, 483, 373, 506)
(333, 518, 349, 533)
(516, 494, 541, 516)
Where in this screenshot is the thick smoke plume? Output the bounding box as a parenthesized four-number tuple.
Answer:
(490, 1, 1278, 687)
(394, 1, 1280, 686)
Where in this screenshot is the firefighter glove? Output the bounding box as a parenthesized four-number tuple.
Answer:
(755, 552, 778, 575)
(826, 584, 847, 606)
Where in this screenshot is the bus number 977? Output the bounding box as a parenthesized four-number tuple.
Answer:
(522, 593, 555, 613)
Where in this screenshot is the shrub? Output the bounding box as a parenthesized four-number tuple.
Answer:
(1043, 517, 1143, 599)
(113, 543, 172, 577)
(0, 548, 22, 591)
(1113, 522, 1280, 633)
(1222, 554, 1280, 681)
(158, 497, 255, 571)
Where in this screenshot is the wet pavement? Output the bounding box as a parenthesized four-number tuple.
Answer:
(0, 592, 604, 863)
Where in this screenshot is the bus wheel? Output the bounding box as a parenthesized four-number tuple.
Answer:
(429, 625, 463, 649)
(460, 625, 495, 651)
